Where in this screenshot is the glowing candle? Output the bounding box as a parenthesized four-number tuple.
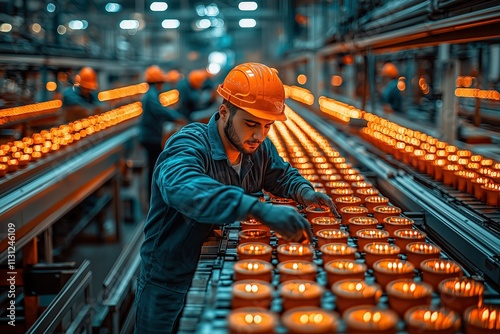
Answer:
(277, 260, 318, 283)
(240, 219, 270, 232)
(432, 159, 448, 181)
(386, 279, 433, 317)
(305, 204, 332, 222)
(316, 229, 349, 247)
(471, 177, 491, 201)
(454, 170, 478, 192)
(280, 280, 324, 311)
(321, 243, 357, 263)
(335, 196, 362, 210)
(330, 187, 354, 201)
(277, 243, 314, 263)
(238, 229, 271, 245)
(282, 307, 339, 334)
(355, 187, 380, 201)
(383, 216, 414, 236)
(321, 174, 342, 183)
(363, 242, 400, 268)
(373, 259, 415, 290)
(228, 307, 277, 334)
(373, 205, 402, 223)
(270, 197, 298, 207)
(340, 206, 369, 225)
(356, 229, 389, 249)
(237, 242, 273, 262)
(420, 259, 463, 291)
(0, 163, 7, 177)
(311, 217, 341, 235)
(324, 260, 366, 286)
(393, 229, 427, 251)
(439, 277, 484, 315)
(343, 174, 365, 185)
(332, 280, 382, 315)
(405, 306, 461, 334)
(442, 164, 463, 186)
(234, 260, 274, 282)
(464, 305, 500, 334)
(344, 306, 399, 333)
(481, 183, 500, 207)
(231, 280, 273, 309)
(364, 196, 389, 212)
(348, 217, 379, 236)
(406, 242, 441, 269)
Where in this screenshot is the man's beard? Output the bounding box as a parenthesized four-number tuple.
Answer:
(224, 114, 260, 155)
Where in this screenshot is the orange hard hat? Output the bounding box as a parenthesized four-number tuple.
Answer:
(188, 69, 210, 89)
(381, 62, 399, 79)
(145, 65, 166, 83)
(165, 69, 181, 84)
(217, 62, 286, 121)
(76, 67, 98, 90)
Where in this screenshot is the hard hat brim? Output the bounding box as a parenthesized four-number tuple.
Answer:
(239, 105, 287, 121)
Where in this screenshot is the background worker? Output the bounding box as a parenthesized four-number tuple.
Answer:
(134, 62, 337, 334)
(176, 68, 217, 122)
(379, 62, 403, 114)
(62, 67, 103, 122)
(139, 65, 188, 199)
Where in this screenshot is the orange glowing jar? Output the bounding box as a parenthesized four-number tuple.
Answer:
(439, 277, 484, 315)
(344, 305, 399, 334)
(363, 242, 400, 268)
(237, 242, 273, 262)
(405, 306, 461, 334)
(330, 188, 354, 201)
(231, 280, 273, 309)
(277, 243, 314, 263)
(373, 259, 415, 290)
(332, 280, 383, 315)
(324, 259, 366, 287)
(282, 307, 340, 334)
(386, 279, 433, 317)
(234, 260, 274, 282)
(464, 304, 500, 334)
(311, 217, 341, 235)
(406, 242, 442, 269)
(348, 217, 378, 236)
(420, 259, 463, 291)
(320, 243, 357, 263)
(373, 205, 402, 223)
(383, 216, 414, 236)
(228, 307, 277, 334)
(335, 196, 362, 210)
(238, 229, 272, 245)
(305, 205, 332, 222)
(364, 196, 389, 212)
(340, 206, 368, 225)
(481, 183, 500, 207)
(277, 260, 318, 283)
(393, 229, 427, 251)
(240, 219, 270, 232)
(356, 229, 389, 249)
(279, 280, 324, 312)
(316, 229, 349, 247)
(356, 187, 380, 202)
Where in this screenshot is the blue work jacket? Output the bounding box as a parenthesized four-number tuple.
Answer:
(139, 112, 312, 293)
(139, 85, 185, 145)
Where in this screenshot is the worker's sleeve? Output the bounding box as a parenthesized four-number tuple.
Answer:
(155, 128, 259, 225)
(147, 92, 186, 122)
(62, 89, 95, 110)
(260, 139, 314, 202)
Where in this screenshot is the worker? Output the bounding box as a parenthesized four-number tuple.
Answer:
(176, 68, 217, 122)
(379, 62, 403, 114)
(139, 65, 188, 199)
(62, 67, 102, 122)
(134, 62, 337, 333)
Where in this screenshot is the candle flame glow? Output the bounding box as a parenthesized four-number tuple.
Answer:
(244, 284, 259, 293)
(244, 314, 262, 324)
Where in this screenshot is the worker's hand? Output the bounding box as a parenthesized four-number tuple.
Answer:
(249, 202, 314, 244)
(299, 188, 340, 218)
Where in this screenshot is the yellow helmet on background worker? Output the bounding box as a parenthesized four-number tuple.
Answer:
(188, 69, 211, 90)
(217, 62, 286, 121)
(76, 67, 98, 90)
(145, 65, 167, 83)
(381, 62, 399, 79)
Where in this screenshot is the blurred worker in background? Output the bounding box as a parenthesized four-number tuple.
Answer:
(62, 67, 103, 122)
(139, 65, 188, 199)
(134, 62, 337, 333)
(379, 62, 403, 114)
(176, 68, 218, 122)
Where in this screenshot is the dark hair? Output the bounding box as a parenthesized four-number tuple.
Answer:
(222, 99, 238, 116)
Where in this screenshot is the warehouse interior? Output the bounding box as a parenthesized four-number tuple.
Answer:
(1, 0, 500, 333)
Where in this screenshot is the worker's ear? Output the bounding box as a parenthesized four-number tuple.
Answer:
(219, 104, 229, 121)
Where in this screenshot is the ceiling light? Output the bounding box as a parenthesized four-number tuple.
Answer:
(162, 19, 180, 29)
(47, 3, 56, 13)
(120, 20, 139, 30)
(239, 19, 256, 28)
(206, 4, 219, 16)
(150, 2, 168, 12)
(105, 3, 121, 13)
(207, 63, 221, 75)
(238, 2, 258, 11)
(196, 19, 211, 29)
(0, 23, 12, 33)
(57, 25, 66, 34)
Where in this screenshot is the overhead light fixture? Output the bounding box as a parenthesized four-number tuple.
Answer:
(196, 19, 211, 29)
(0, 23, 12, 33)
(105, 3, 121, 13)
(238, 2, 258, 11)
(119, 20, 139, 30)
(207, 63, 221, 75)
(206, 4, 219, 16)
(68, 20, 88, 30)
(150, 2, 168, 12)
(57, 25, 66, 34)
(239, 18, 256, 28)
(162, 19, 180, 29)
(47, 3, 56, 13)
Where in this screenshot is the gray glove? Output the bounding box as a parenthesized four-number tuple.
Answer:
(299, 187, 340, 217)
(248, 201, 314, 244)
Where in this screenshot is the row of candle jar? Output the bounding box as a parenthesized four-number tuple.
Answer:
(229, 281, 497, 333)
(0, 103, 142, 177)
